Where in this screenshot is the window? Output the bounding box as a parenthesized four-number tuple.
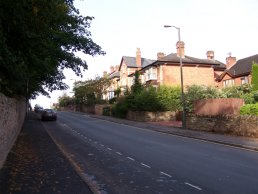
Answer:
(241, 76, 249, 85)
(145, 68, 157, 81)
(223, 79, 235, 87)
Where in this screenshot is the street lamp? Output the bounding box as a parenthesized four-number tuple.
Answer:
(164, 25, 186, 129)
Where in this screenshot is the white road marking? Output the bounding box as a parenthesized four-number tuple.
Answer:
(160, 171, 172, 178)
(107, 148, 112, 151)
(185, 182, 202, 191)
(116, 152, 122, 155)
(141, 163, 151, 168)
(100, 144, 104, 147)
(127, 157, 135, 161)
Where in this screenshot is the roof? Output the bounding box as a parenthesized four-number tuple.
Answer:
(108, 71, 120, 79)
(227, 54, 258, 76)
(217, 54, 258, 81)
(121, 56, 155, 69)
(141, 53, 226, 71)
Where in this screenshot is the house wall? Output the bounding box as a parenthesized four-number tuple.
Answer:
(0, 93, 26, 169)
(162, 65, 215, 87)
(217, 74, 252, 88)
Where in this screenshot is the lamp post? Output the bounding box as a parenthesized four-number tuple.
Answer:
(164, 25, 186, 129)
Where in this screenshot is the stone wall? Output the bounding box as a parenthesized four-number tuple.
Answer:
(95, 104, 112, 115)
(187, 114, 258, 137)
(126, 111, 176, 122)
(0, 93, 26, 168)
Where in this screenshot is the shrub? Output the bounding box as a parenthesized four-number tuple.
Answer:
(240, 103, 258, 115)
(185, 85, 220, 112)
(111, 97, 128, 118)
(109, 97, 117, 104)
(157, 85, 181, 111)
(252, 62, 258, 91)
(102, 106, 111, 116)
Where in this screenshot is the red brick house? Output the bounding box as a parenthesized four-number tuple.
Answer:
(216, 54, 258, 88)
(139, 41, 226, 88)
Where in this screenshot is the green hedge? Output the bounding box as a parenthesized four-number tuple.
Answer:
(240, 103, 258, 115)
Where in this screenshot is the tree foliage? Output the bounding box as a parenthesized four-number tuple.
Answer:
(0, 0, 105, 98)
(73, 76, 111, 106)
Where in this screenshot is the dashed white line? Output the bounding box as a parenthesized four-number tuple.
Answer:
(127, 157, 135, 161)
(160, 171, 172, 178)
(185, 182, 202, 191)
(141, 163, 151, 168)
(107, 148, 112, 151)
(116, 152, 122, 155)
(100, 144, 104, 147)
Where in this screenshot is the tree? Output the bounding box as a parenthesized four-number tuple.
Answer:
(73, 76, 111, 106)
(131, 71, 143, 94)
(251, 62, 258, 91)
(0, 0, 105, 98)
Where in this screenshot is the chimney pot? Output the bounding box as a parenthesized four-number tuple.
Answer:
(206, 51, 214, 60)
(110, 66, 114, 73)
(157, 52, 165, 60)
(176, 41, 185, 58)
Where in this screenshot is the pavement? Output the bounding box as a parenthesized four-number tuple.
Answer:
(1, 111, 258, 194)
(0, 112, 92, 194)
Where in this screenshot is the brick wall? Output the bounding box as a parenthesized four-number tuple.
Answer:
(0, 93, 26, 168)
(193, 98, 244, 116)
(187, 114, 258, 137)
(163, 65, 215, 87)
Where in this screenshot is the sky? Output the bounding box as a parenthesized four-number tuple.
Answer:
(31, 0, 258, 109)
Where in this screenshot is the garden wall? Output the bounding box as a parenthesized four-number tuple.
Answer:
(193, 98, 244, 116)
(0, 93, 26, 169)
(126, 111, 176, 122)
(187, 114, 258, 137)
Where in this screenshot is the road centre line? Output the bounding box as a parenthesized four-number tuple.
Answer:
(160, 171, 172, 178)
(127, 157, 135, 161)
(107, 148, 112, 151)
(116, 152, 122, 155)
(100, 144, 104, 147)
(185, 182, 202, 191)
(141, 163, 151, 168)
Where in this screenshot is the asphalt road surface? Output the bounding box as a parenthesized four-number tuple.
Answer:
(42, 111, 258, 194)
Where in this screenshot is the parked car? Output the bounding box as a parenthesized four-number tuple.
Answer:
(34, 105, 44, 113)
(41, 109, 57, 121)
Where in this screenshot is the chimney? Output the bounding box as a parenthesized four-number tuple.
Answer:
(136, 48, 141, 68)
(103, 71, 107, 77)
(110, 66, 114, 73)
(157, 52, 165, 60)
(226, 54, 236, 69)
(115, 65, 119, 71)
(176, 41, 185, 58)
(206, 51, 214, 60)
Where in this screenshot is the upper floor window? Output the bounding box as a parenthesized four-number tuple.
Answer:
(241, 76, 249, 85)
(145, 68, 157, 81)
(223, 79, 235, 88)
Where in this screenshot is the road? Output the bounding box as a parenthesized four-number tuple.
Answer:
(42, 111, 258, 194)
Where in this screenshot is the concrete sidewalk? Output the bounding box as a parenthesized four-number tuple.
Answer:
(88, 114, 258, 152)
(0, 112, 92, 194)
